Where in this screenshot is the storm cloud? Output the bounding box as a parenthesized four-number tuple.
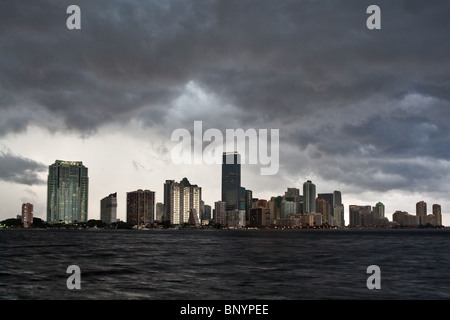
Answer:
(1, 0, 450, 196)
(0, 148, 47, 185)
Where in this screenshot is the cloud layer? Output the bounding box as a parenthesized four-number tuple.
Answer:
(0, 147, 47, 185)
(1, 0, 450, 198)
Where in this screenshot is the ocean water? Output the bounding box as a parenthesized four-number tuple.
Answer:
(1, 228, 449, 300)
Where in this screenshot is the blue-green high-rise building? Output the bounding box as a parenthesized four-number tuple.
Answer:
(303, 180, 316, 214)
(47, 160, 89, 224)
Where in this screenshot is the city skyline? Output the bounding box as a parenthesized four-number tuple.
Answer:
(1, 1, 450, 226)
(2, 134, 450, 226)
(1, 156, 445, 228)
(9, 156, 440, 228)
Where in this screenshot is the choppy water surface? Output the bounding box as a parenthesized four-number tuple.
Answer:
(1, 228, 449, 299)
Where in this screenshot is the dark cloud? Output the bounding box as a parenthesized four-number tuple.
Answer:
(1, 0, 450, 194)
(0, 149, 47, 185)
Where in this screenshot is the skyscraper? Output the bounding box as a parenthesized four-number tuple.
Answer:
(155, 202, 164, 222)
(222, 152, 241, 211)
(333, 191, 342, 207)
(214, 201, 227, 226)
(333, 190, 344, 227)
(168, 177, 202, 225)
(374, 202, 385, 218)
(433, 204, 442, 226)
(22, 203, 33, 228)
(47, 160, 88, 224)
(318, 193, 333, 219)
(333, 204, 345, 227)
(203, 204, 212, 221)
(127, 189, 155, 225)
(100, 192, 117, 224)
(416, 201, 427, 217)
(316, 197, 330, 224)
(303, 180, 316, 213)
(163, 180, 175, 223)
(285, 187, 301, 214)
(416, 200, 427, 225)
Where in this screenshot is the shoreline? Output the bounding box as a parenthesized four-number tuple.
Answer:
(1, 225, 448, 231)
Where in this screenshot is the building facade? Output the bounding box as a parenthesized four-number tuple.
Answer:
(22, 203, 33, 228)
(222, 152, 241, 211)
(333, 204, 345, 227)
(374, 202, 385, 218)
(100, 193, 117, 224)
(214, 201, 227, 226)
(168, 178, 202, 225)
(285, 188, 301, 214)
(155, 202, 164, 222)
(416, 201, 427, 223)
(47, 160, 88, 224)
(303, 180, 316, 214)
(316, 197, 331, 225)
(393, 211, 420, 227)
(433, 204, 443, 226)
(126, 189, 155, 225)
(163, 180, 175, 223)
(226, 209, 246, 228)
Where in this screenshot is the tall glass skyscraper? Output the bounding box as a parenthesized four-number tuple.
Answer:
(163, 180, 175, 223)
(47, 160, 88, 224)
(222, 152, 241, 211)
(303, 180, 316, 213)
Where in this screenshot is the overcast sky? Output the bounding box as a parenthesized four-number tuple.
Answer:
(1, 0, 450, 225)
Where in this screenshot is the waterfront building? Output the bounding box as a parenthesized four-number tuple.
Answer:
(416, 201, 427, 223)
(249, 208, 265, 227)
(303, 180, 316, 213)
(214, 201, 227, 226)
(155, 202, 164, 222)
(301, 213, 322, 227)
(100, 192, 117, 224)
(373, 202, 385, 218)
(433, 204, 442, 226)
(333, 204, 345, 227)
(393, 211, 420, 227)
(47, 160, 88, 224)
(255, 199, 268, 209)
(226, 209, 246, 228)
(349, 205, 371, 227)
(318, 193, 333, 216)
(163, 180, 175, 223)
(316, 197, 331, 225)
(285, 188, 301, 214)
(420, 204, 443, 227)
(269, 196, 282, 221)
(22, 203, 33, 228)
(333, 191, 342, 208)
(281, 198, 297, 218)
(202, 204, 212, 221)
(168, 178, 202, 225)
(126, 189, 155, 225)
(222, 152, 241, 211)
(279, 216, 302, 228)
(244, 189, 253, 222)
(349, 204, 388, 227)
